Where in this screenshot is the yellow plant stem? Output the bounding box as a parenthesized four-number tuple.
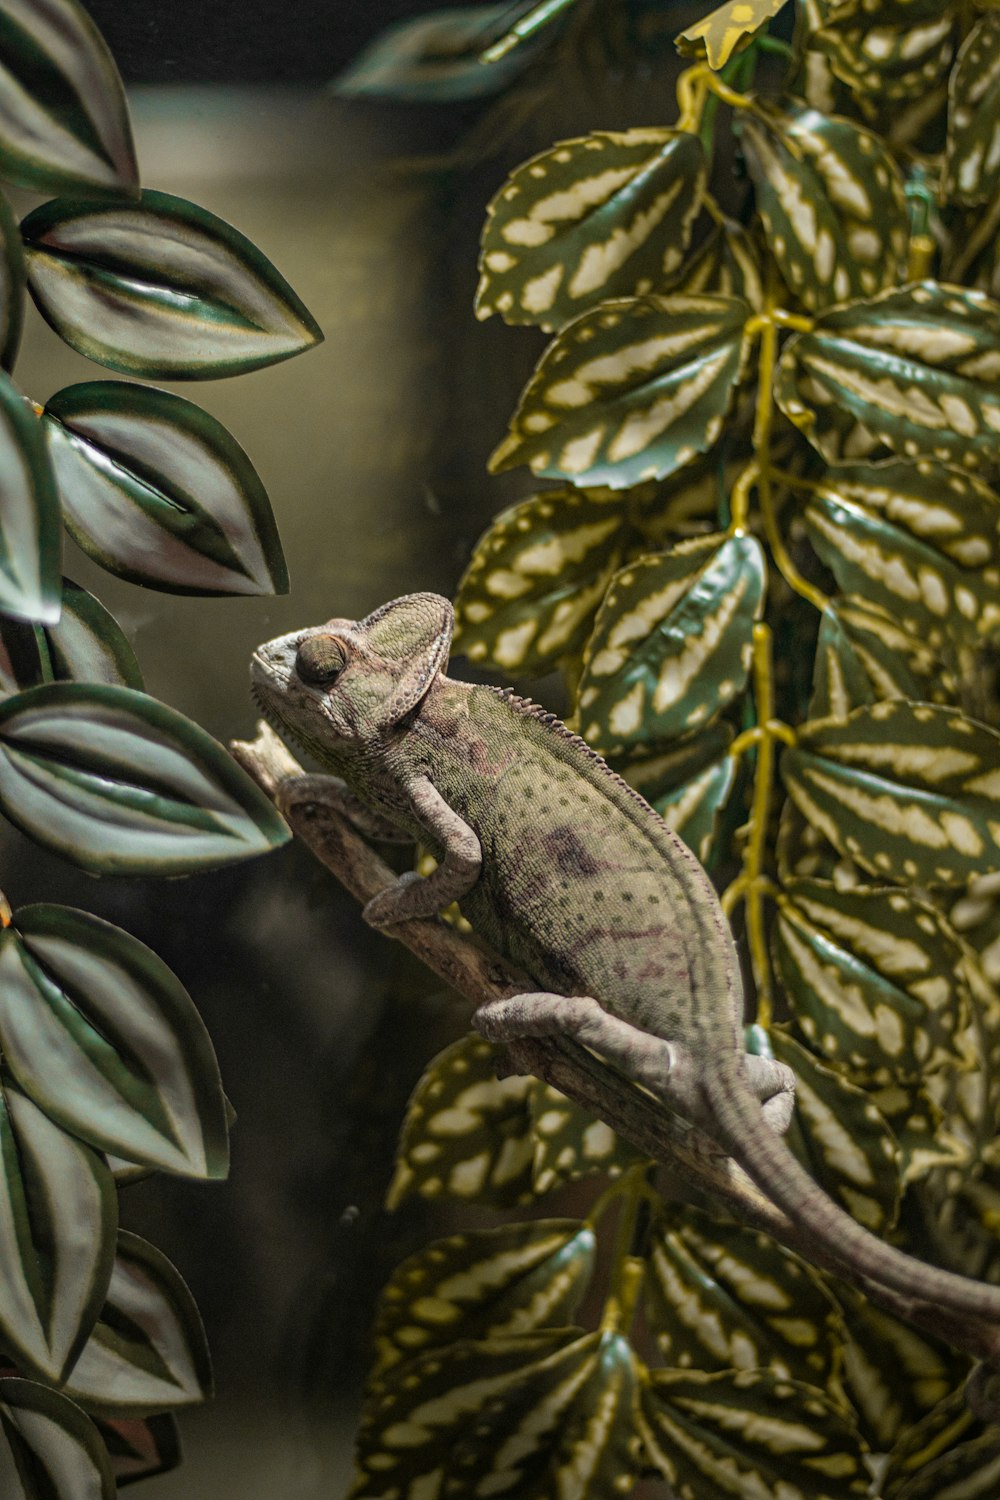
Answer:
(600, 1164, 652, 1336)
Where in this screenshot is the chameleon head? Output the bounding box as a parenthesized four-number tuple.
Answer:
(251, 592, 454, 758)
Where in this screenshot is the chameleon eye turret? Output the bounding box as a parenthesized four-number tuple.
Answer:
(295, 635, 346, 685)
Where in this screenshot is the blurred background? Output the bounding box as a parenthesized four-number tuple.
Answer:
(3, 3, 696, 1492)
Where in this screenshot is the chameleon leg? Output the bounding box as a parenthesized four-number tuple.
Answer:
(363, 775, 482, 928)
(743, 1054, 796, 1135)
(276, 774, 411, 842)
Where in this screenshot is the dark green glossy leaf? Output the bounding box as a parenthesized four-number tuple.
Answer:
(64, 1231, 212, 1415)
(640, 1367, 869, 1499)
(617, 721, 736, 863)
(809, 598, 954, 720)
(22, 190, 322, 379)
(92, 1412, 181, 1488)
(665, 219, 763, 310)
(741, 102, 908, 311)
(776, 281, 1000, 469)
(0, 681, 290, 874)
(942, 15, 1000, 206)
(372, 1219, 595, 1380)
(0, 190, 25, 371)
(813, 5, 954, 101)
(528, 1079, 640, 1191)
(0, 0, 138, 199)
(490, 293, 751, 488)
(454, 487, 627, 677)
(0, 1377, 115, 1500)
(0, 903, 228, 1177)
(577, 532, 765, 754)
(43, 381, 287, 596)
(781, 699, 1000, 886)
(0, 579, 142, 698)
(0, 372, 60, 624)
(886, 1417, 1000, 1499)
(0, 1077, 116, 1383)
(476, 129, 705, 330)
(387, 1034, 535, 1210)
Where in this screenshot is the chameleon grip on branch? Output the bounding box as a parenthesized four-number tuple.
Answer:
(250, 591, 1000, 1402)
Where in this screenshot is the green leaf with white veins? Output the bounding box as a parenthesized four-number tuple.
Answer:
(0, 682, 290, 875)
(0, 0, 138, 199)
(489, 293, 750, 488)
(740, 103, 907, 312)
(813, 7, 954, 102)
(0, 579, 142, 698)
(476, 129, 705, 330)
(21, 190, 322, 379)
(781, 700, 1000, 886)
(0, 904, 228, 1177)
(0, 1078, 116, 1384)
(577, 532, 765, 755)
(617, 721, 736, 864)
(43, 381, 287, 596)
(528, 1079, 639, 1191)
(809, 599, 952, 720)
(0, 372, 61, 625)
(0, 1377, 115, 1500)
(838, 1289, 962, 1452)
(942, 15, 1000, 206)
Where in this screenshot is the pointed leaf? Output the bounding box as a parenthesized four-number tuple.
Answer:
(887, 1423, 1000, 1500)
(0, 1078, 117, 1383)
(0, 580, 142, 698)
(868, 1077, 970, 1184)
(22, 190, 322, 379)
(942, 15, 1000, 206)
(666, 219, 763, 310)
(0, 190, 25, 371)
(809, 598, 954, 719)
(813, 8, 954, 101)
(528, 1079, 640, 1191)
(0, 372, 61, 624)
(0, 1377, 115, 1500)
(387, 1034, 536, 1210)
(776, 281, 1000, 469)
(43, 381, 287, 596)
(372, 1219, 595, 1380)
(577, 533, 765, 754)
(454, 487, 627, 677)
(490, 293, 751, 488)
(781, 699, 1000, 886)
(0, 903, 228, 1178)
(0, 0, 137, 199)
(476, 129, 705, 330)
(0, 681, 290, 874)
(837, 1290, 964, 1452)
(616, 721, 736, 863)
(92, 1412, 180, 1488)
(677, 0, 789, 68)
(639, 1368, 869, 1499)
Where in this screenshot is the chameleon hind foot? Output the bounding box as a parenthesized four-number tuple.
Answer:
(743, 1054, 796, 1135)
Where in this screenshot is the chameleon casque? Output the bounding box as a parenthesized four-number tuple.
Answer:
(251, 591, 1000, 1385)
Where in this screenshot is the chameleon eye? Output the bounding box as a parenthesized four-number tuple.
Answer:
(296, 635, 347, 685)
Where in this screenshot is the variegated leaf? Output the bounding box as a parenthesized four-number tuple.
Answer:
(867, 1078, 970, 1183)
(665, 219, 763, 310)
(0, 579, 142, 696)
(350, 1329, 640, 1500)
(0, 0, 138, 199)
(813, 8, 954, 101)
(454, 487, 627, 677)
(476, 129, 705, 330)
(93, 1412, 181, 1487)
(0, 903, 229, 1177)
(836, 1289, 963, 1452)
(774, 877, 972, 1086)
(490, 293, 751, 489)
(0, 1077, 117, 1383)
(616, 721, 736, 864)
(0, 1377, 115, 1500)
(22, 190, 322, 379)
(676, 0, 789, 69)
(775, 281, 1000, 469)
(809, 598, 951, 720)
(630, 447, 737, 548)
(640, 1368, 869, 1499)
(528, 1079, 640, 1192)
(884, 1402, 998, 1500)
(0, 371, 61, 624)
(781, 699, 1000, 886)
(371, 1219, 595, 1380)
(941, 15, 1000, 207)
(803, 459, 1000, 646)
(0, 190, 24, 372)
(741, 103, 907, 311)
(767, 1027, 900, 1231)
(646, 1207, 842, 1388)
(387, 1034, 535, 1210)
(576, 532, 765, 754)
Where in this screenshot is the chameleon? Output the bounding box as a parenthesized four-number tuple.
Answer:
(250, 590, 1000, 1380)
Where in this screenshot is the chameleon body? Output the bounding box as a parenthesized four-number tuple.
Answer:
(250, 592, 1000, 1341)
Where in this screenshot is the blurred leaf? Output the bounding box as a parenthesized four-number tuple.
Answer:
(0, 1376, 115, 1500)
(0, 903, 228, 1177)
(454, 486, 627, 677)
(640, 1367, 869, 1499)
(43, 381, 288, 596)
(0, 681, 290, 874)
(837, 1290, 964, 1451)
(0, 578, 142, 697)
(868, 1077, 971, 1184)
(93, 1412, 181, 1488)
(677, 0, 789, 69)
(774, 877, 972, 1086)
(0, 1077, 116, 1383)
(812, 6, 954, 102)
(371, 1219, 595, 1381)
(476, 129, 705, 330)
(781, 700, 1000, 886)
(0, 372, 61, 624)
(22, 189, 322, 379)
(387, 1033, 535, 1210)
(885, 1410, 1000, 1499)
(741, 103, 907, 311)
(576, 532, 765, 754)
(0, 0, 138, 198)
(528, 1079, 640, 1191)
(809, 598, 951, 719)
(617, 721, 736, 863)
(64, 1231, 212, 1415)
(490, 293, 750, 488)
(942, 15, 1000, 206)
(646, 1207, 842, 1388)
(775, 281, 1000, 468)
(0, 190, 25, 371)
(666, 219, 763, 310)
